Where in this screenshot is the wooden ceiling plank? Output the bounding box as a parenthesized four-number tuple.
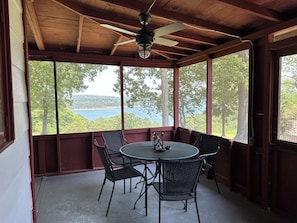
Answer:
(173, 42, 202, 52)
(153, 46, 189, 57)
(53, 0, 140, 28)
(152, 50, 175, 60)
(25, 0, 45, 50)
(217, 0, 287, 22)
(76, 16, 84, 53)
(100, 0, 242, 37)
(53, 0, 220, 46)
(173, 31, 218, 46)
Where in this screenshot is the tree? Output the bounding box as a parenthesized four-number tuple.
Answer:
(113, 67, 173, 127)
(278, 55, 297, 141)
(179, 63, 206, 127)
(113, 54, 249, 142)
(212, 50, 249, 141)
(29, 61, 106, 134)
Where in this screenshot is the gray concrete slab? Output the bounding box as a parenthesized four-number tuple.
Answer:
(35, 165, 291, 223)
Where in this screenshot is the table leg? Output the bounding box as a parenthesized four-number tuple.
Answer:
(145, 160, 148, 216)
(133, 161, 148, 215)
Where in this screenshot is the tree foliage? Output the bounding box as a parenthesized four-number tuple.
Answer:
(212, 51, 249, 140)
(29, 61, 106, 134)
(113, 67, 173, 127)
(179, 62, 206, 127)
(278, 55, 297, 141)
(29, 52, 250, 141)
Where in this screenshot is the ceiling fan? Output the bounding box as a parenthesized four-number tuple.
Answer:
(101, 0, 185, 59)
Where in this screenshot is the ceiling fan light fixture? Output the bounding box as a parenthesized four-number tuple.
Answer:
(136, 28, 154, 59)
(137, 42, 152, 59)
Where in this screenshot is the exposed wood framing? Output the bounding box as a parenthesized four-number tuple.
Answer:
(76, 16, 84, 53)
(25, 0, 45, 50)
(100, 0, 242, 37)
(217, 0, 286, 22)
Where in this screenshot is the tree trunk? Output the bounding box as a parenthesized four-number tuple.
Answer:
(42, 107, 48, 134)
(234, 83, 248, 142)
(161, 69, 169, 126)
(222, 106, 226, 137)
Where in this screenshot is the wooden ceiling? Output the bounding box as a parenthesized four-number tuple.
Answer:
(25, 0, 297, 64)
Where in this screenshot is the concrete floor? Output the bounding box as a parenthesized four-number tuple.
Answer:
(35, 164, 291, 223)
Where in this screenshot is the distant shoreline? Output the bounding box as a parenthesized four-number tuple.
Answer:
(71, 106, 121, 111)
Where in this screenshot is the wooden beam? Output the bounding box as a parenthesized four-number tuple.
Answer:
(76, 16, 84, 53)
(110, 36, 123, 56)
(100, 0, 242, 37)
(28, 49, 176, 68)
(25, 0, 45, 50)
(53, 0, 220, 46)
(153, 46, 189, 57)
(152, 50, 174, 60)
(217, 0, 287, 22)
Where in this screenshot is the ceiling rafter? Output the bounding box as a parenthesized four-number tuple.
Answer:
(25, 0, 45, 50)
(217, 0, 287, 22)
(152, 50, 173, 60)
(76, 16, 84, 53)
(52, 0, 210, 58)
(153, 45, 190, 57)
(100, 0, 242, 38)
(173, 42, 202, 52)
(53, 0, 219, 47)
(28, 0, 297, 62)
(110, 36, 123, 56)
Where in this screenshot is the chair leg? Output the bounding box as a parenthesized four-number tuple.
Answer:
(184, 200, 188, 212)
(98, 177, 107, 201)
(124, 179, 126, 194)
(158, 198, 161, 223)
(194, 196, 201, 223)
(212, 168, 220, 193)
(106, 182, 115, 217)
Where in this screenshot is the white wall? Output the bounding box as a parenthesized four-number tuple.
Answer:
(0, 0, 33, 222)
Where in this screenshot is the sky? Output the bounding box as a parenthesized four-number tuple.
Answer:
(75, 65, 119, 96)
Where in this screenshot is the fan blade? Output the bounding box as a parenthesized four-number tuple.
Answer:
(154, 37, 179, 47)
(154, 22, 185, 37)
(101, 24, 137, 36)
(114, 39, 136, 46)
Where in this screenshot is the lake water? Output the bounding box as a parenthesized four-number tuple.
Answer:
(72, 107, 164, 123)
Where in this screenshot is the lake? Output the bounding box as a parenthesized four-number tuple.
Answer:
(72, 107, 165, 123)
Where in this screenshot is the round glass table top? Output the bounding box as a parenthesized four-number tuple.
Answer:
(120, 141, 199, 161)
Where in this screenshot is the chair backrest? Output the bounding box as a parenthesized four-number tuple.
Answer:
(102, 130, 126, 152)
(159, 158, 204, 195)
(194, 133, 221, 157)
(94, 139, 114, 177)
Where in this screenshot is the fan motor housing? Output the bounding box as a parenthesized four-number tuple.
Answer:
(136, 28, 154, 45)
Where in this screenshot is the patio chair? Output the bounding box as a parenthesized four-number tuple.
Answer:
(152, 158, 204, 223)
(102, 130, 153, 188)
(193, 133, 222, 193)
(94, 140, 144, 217)
(102, 130, 144, 166)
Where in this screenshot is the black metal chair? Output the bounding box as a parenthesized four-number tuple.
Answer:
(151, 158, 204, 223)
(102, 130, 144, 166)
(102, 130, 153, 189)
(94, 139, 144, 217)
(193, 133, 222, 193)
